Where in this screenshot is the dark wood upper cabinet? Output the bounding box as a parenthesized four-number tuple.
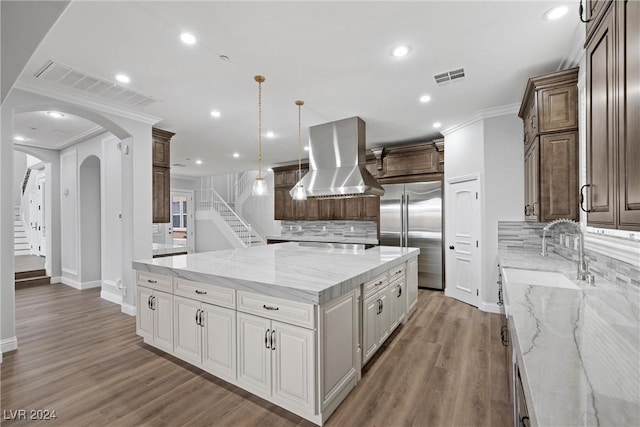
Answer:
(152, 128, 175, 223)
(518, 68, 579, 222)
(586, 0, 613, 44)
(585, 0, 640, 230)
(617, 0, 640, 229)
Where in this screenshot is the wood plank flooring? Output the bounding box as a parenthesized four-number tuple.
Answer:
(1, 284, 510, 426)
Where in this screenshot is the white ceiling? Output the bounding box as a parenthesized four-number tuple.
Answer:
(15, 1, 581, 178)
(13, 111, 103, 150)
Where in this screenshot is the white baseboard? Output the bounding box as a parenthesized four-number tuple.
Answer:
(50, 276, 62, 284)
(1, 336, 18, 353)
(480, 301, 503, 314)
(101, 290, 122, 305)
(121, 303, 136, 316)
(61, 277, 102, 290)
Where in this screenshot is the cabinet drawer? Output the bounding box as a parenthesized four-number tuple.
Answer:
(364, 273, 388, 299)
(174, 278, 235, 309)
(237, 291, 315, 329)
(388, 264, 405, 282)
(136, 271, 172, 292)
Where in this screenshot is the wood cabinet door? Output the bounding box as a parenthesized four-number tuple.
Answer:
(237, 313, 271, 397)
(540, 132, 579, 221)
(173, 295, 201, 365)
(152, 138, 170, 167)
(201, 303, 237, 382)
(362, 294, 379, 364)
(538, 85, 578, 133)
(523, 95, 538, 147)
(587, 7, 616, 228)
(306, 198, 319, 220)
(274, 170, 296, 188)
(274, 188, 293, 220)
(136, 286, 154, 341)
(152, 166, 170, 223)
(363, 196, 380, 221)
(586, 0, 613, 42)
(524, 138, 540, 220)
(343, 198, 363, 220)
(153, 290, 174, 353)
(618, 0, 640, 230)
(271, 321, 315, 414)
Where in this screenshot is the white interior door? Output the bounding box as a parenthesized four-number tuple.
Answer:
(445, 177, 480, 307)
(29, 190, 39, 256)
(36, 176, 46, 256)
(171, 191, 194, 253)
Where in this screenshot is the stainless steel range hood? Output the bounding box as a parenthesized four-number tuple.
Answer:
(290, 116, 384, 198)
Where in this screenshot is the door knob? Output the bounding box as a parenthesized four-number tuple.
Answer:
(449, 245, 455, 250)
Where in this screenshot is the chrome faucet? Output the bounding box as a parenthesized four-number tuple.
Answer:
(540, 218, 589, 281)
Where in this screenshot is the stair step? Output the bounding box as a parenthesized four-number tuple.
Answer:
(15, 275, 51, 289)
(14, 249, 31, 256)
(15, 269, 47, 280)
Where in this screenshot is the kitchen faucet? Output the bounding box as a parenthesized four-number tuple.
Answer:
(540, 218, 590, 281)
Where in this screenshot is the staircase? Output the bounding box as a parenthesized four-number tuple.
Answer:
(14, 210, 30, 256)
(15, 268, 51, 289)
(196, 188, 265, 247)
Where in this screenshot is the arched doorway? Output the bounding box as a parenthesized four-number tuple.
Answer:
(79, 155, 101, 286)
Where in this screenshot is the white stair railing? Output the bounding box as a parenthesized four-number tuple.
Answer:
(196, 187, 265, 247)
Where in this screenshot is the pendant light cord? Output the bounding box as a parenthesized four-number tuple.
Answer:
(255, 75, 265, 179)
(296, 100, 304, 183)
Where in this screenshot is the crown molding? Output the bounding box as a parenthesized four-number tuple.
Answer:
(14, 76, 162, 126)
(54, 125, 106, 150)
(441, 102, 520, 136)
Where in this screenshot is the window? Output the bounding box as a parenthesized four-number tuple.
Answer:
(172, 196, 187, 230)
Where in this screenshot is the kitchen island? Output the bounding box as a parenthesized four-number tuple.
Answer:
(499, 249, 640, 427)
(133, 243, 419, 425)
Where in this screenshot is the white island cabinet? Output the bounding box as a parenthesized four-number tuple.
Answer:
(133, 243, 419, 425)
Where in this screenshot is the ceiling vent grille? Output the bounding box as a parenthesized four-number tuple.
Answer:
(434, 68, 466, 85)
(34, 60, 161, 108)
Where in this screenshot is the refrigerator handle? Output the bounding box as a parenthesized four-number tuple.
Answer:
(404, 194, 410, 248)
(400, 194, 405, 247)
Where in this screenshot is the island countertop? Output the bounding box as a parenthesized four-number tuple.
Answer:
(134, 243, 419, 305)
(499, 248, 640, 427)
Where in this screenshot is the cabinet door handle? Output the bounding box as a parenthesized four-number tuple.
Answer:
(532, 202, 538, 216)
(449, 245, 455, 250)
(195, 309, 201, 326)
(501, 325, 509, 347)
(271, 330, 276, 351)
(148, 295, 152, 309)
(398, 286, 402, 298)
(580, 184, 592, 213)
(380, 299, 383, 313)
(262, 304, 279, 311)
(521, 416, 530, 427)
(199, 310, 204, 327)
(147, 279, 158, 284)
(265, 328, 271, 349)
(150, 296, 156, 310)
(377, 299, 381, 315)
(524, 205, 531, 216)
(195, 290, 207, 295)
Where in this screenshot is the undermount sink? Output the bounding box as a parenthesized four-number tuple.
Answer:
(502, 268, 580, 290)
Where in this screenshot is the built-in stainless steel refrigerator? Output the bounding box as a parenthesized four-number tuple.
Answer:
(379, 182, 443, 290)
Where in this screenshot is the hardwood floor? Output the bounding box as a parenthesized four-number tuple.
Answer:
(1, 285, 511, 426)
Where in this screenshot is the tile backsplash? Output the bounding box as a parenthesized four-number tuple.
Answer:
(498, 221, 640, 289)
(280, 220, 377, 240)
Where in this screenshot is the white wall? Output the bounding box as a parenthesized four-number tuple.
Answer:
(195, 218, 236, 252)
(444, 112, 524, 312)
(79, 155, 101, 284)
(13, 151, 26, 206)
(240, 172, 279, 238)
(101, 136, 122, 302)
(171, 176, 197, 191)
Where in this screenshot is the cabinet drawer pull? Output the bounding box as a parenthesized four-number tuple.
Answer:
(375, 281, 383, 286)
(195, 290, 207, 295)
(265, 328, 271, 349)
(147, 279, 158, 284)
(262, 304, 279, 311)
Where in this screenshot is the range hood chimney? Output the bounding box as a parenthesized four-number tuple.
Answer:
(290, 117, 384, 198)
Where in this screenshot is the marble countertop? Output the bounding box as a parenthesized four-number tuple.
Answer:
(152, 243, 189, 256)
(265, 234, 379, 245)
(135, 243, 418, 305)
(499, 248, 640, 427)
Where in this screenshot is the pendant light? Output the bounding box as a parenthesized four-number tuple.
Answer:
(252, 75, 269, 196)
(291, 100, 307, 201)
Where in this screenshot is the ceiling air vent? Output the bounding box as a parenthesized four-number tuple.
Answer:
(434, 68, 466, 86)
(34, 60, 161, 108)
(172, 163, 186, 168)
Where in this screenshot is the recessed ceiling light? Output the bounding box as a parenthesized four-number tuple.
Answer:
(391, 45, 411, 58)
(195, 159, 203, 165)
(180, 32, 196, 45)
(544, 5, 568, 20)
(232, 152, 240, 158)
(433, 122, 442, 129)
(304, 146, 310, 152)
(265, 131, 275, 138)
(210, 110, 221, 118)
(115, 74, 130, 83)
(46, 111, 65, 118)
(420, 95, 431, 103)
(13, 135, 27, 141)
